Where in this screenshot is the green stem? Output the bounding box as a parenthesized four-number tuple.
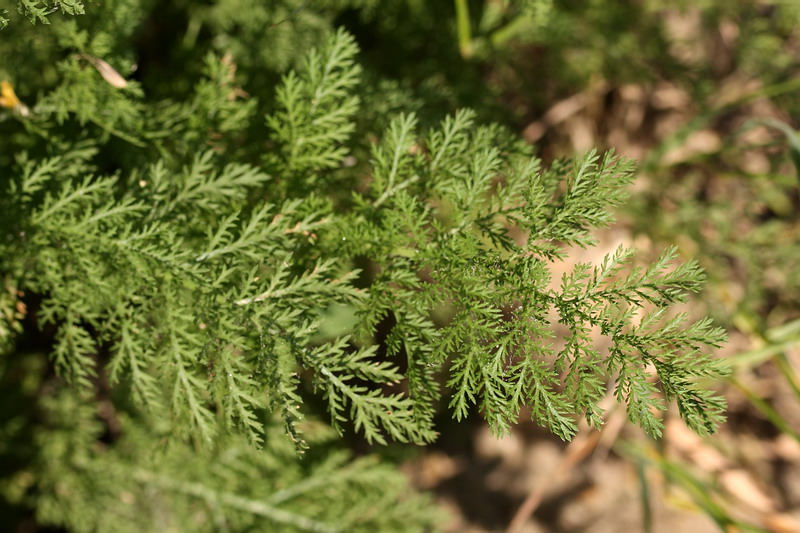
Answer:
(454, 0, 473, 58)
(729, 376, 800, 445)
(133, 469, 338, 533)
(490, 15, 529, 48)
(774, 351, 800, 402)
(637, 462, 653, 533)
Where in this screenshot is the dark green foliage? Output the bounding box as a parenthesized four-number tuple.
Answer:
(0, 2, 729, 531)
(30, 387, 438, 532)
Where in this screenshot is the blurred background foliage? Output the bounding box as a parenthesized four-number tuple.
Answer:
(2, 0, 800, 531)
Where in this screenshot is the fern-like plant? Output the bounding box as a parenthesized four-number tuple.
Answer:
(0, 3, 727, 531)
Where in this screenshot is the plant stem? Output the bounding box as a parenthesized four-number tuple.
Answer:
(454, 0, 473, 58)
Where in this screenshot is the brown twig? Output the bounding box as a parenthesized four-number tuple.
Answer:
(506, 399, 623, 533)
